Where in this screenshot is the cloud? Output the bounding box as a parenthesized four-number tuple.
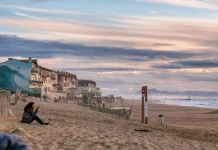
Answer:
(152, 64, 183, 69)
(1, 4, 218, 97)
(57, 67, 145, 72)
(188, 75, 218, 82)
(152, 43, 175, 47)
(31, 0, 55, 2)
(135, 0, 218, 10)
(0, 5, 89, 15)
(152, 60, 218, 69)
(150, 69, 218, 83)
(178, 60, 218, 67)
(1, 16, 218, 51)
(12, 12, 45, 20)
(149, 11, 158, 14)
(101, 88, 120, 91)
(0, 35, 198, 60)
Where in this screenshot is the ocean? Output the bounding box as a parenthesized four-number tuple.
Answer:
(152, 97, 218, 109)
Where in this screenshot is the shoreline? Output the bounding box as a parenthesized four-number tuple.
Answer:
(106, 101, 218, 131)
(125, 98, 218, 109)
(150, 101, 217, 109)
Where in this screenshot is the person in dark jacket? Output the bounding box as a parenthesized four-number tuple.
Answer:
(0, 132, 29, 150)
(21, 102, 49, 125)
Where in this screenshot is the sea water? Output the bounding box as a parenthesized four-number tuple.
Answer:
(152, 97, 218, 109)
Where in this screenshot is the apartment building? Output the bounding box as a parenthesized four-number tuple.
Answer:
(19, 59, 57, 93)
(77, 80, 101, 97)
(29, 59, 43, 89)
(1, 58, 100, 99)
(57, 71, 78, 95)
(39, 66, 57, 92)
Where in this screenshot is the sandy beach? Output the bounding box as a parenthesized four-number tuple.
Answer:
(1, 100, 218, 150)
(112, 100, 218, 130)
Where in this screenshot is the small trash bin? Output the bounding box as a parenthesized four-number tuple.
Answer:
(159, 115, 163, 125)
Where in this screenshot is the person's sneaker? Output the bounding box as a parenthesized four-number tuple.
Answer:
(43, 123, 49, 125)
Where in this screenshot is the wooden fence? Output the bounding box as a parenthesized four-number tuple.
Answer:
(0, 90, 11, 117)
(90, 105, 132, 119)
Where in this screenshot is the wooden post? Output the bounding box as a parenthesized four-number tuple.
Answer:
(129, 107, 132, 119)
(144, 86, 148, 124)
(144, 96, 148, 124)
(0, 90, 11, 118)
(141, 87, 145, 123)
(142, 86, 148, 124)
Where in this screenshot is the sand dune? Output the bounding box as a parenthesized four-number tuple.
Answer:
(0, 100, 218, 150)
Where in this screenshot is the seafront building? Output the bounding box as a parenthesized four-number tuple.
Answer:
(57, 71, 78, 99)
(77, 79, 102, 97)
(0, 57, 101, 100)
(101, 95, 124, 104)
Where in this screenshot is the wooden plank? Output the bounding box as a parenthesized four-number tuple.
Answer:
(87, 104, 132, 120)
(128, 107, 132, 119)
(0, 90, 11, 118)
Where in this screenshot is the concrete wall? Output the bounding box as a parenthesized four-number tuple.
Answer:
(45, 91, 67, 99)
(0, 58, 32, 93)
(29, 88, 42, 97)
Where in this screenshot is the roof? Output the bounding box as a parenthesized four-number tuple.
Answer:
(38, 66, 56, 72)
(71, 74, 77, 79)
(78, 79, 96, 85)
(57, 71, 77, 79)
(17, 59, 38, 64)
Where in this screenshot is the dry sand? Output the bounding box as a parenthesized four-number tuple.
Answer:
(1, 100, 218, 150)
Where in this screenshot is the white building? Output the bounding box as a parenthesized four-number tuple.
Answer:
(77, 80, 101, 97)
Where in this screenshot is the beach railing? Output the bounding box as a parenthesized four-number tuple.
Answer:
(89, 105, 132, 119)
(0, 90, 11, 118)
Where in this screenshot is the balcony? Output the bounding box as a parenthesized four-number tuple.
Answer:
(51, 76, 56, 80)
(30, 80, 43, 85)
(41, 70, 50, 78)
(51, 72, 57, 80)
(31, 68, 39, 74)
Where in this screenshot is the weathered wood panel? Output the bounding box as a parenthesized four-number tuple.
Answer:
(89, 105, 132, 119)
(0, 90, 11, 118)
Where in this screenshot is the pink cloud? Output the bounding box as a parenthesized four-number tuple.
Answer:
(135, 0, 218, 10)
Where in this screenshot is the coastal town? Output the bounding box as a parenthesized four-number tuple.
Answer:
(2, 0, 218, 149)
(0, 57, 124, 104)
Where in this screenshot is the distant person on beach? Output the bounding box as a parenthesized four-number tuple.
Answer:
(43, 95, 46, 102)
(0, 132, 29, 150)
(20, 102, 49, 125)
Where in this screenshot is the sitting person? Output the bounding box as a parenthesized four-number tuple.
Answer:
(20, 102, 49, 125)
(0, 132, 29, 150)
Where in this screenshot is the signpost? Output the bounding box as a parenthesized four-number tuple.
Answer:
(141, 86, 148, 124)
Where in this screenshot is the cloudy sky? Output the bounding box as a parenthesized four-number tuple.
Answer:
(1, 0, 218, 98)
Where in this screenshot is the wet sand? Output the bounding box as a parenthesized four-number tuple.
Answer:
(116, 100, 218, 130)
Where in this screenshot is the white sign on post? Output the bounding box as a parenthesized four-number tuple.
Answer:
(144, 102, 148, 117)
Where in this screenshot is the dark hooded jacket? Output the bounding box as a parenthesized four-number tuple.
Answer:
(21, 108, 34, 123)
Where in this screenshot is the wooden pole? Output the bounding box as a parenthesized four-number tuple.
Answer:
(142, 86, 148, 124)
(141, 95, 144, 123)
(145, 94, 148, 124)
